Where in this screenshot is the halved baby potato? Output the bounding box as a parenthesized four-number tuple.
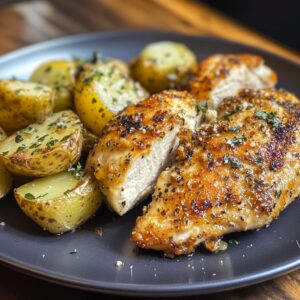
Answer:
(130, 41, 197, 93)
(74, 61, 148, 136)
(0, 80, 55, 132)
(0, 111, 83, 177)
(14, 171, 102, 234)
(82, 127, 98, 152)
(0, 126, 12, 199)
(30, 60, 77, 112)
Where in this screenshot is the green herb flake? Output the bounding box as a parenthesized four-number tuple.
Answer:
(274, 189, 282, 198)
(256, 111, 280, 128)
(229, 125, 242, 132)
(227, 136, 247, 147)
(223, 154, 242, 169)
(16, 145, 26, 152)
(1, 151, 8, 156)
(37, 134, 49, 142)
(67, 162, 83, 179)
(44, 66, 52, 73)
(46, 139, 58, 147)
(24, 193, 35, 200)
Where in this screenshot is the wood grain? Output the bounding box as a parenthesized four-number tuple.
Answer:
(0, 0, 299, 299)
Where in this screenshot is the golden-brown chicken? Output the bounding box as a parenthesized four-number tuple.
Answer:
(87, 90, 198, 215)
(182, 54, 277, 109)
(131, 88, 300, 257)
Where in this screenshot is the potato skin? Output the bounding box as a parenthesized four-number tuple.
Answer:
(0, 80, 55, 132)
(14, 174, 102, 234)
(30, 60, 77, 112)
(0, 111, 83, 177)
(0, 125, 12, 199)
(0, 160, 12, 199)
(74, 62, 148, 136)
(130, 41, 197, 93)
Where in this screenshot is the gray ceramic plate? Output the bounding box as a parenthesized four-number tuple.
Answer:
(0, 31, 299, 297)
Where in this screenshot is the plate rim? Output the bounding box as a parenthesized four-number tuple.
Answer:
(0, 30, 299, 296)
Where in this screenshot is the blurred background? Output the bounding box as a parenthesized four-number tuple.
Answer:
(201, 0, 300, 51)
(0, 0, 299, 56)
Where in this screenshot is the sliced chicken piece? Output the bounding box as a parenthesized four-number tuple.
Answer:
(88, 90, 198, 215)
(131, 88, 300, 257)
(182, 54, 277, 109)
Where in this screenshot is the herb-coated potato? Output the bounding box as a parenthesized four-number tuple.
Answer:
(0, 80, 55, 132)
(30, 60, 77, 112)
(0, 127, 12, 199)
(14, 171, 102, 234)
(74, 62, 148, 136)
(0, 111, 83, 177)
(130, 41, 197, 93)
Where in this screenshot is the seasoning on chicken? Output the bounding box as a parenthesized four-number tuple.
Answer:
(88, 90, 198, 215)
(182, 54, 277, 109)
(131, 88, 300, 257)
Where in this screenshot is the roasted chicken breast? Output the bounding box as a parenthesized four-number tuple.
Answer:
(131, 88, 300, 257)
(88, 90, 198, 215)
(182, 54, 277, 109)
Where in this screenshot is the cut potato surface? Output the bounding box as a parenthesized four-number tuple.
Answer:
(30, 60, 77, 112)
(74, 62, 148, 136)
(0, 80, 55, 132)
(14, 171, 102, 234)
(0, 111, 83, 177)
(130, 41, 197, 93)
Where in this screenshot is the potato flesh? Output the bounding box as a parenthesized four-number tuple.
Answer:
(15, 172, 102, 234)
(30, 60, 77, 112)
(75, 62, 148, 135)
(130, 41, 197, 93)
(0, 110, 83, 177)
(0, 80, 54, 132)
(17, 172, 78, 201)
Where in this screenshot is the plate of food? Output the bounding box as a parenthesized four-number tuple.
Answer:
(0, 30, 299, 296)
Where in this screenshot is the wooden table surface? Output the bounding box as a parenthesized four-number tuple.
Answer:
(0, 0, 299, 299)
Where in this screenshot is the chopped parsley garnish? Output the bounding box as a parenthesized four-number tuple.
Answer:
(227, 136, 247, 147)
(228, 125, 242, 132)
(16, 145, 26, 152)
(46, 139, 58, 147)
(44, 66, 52, 73)
(67, 162, 83, 179)
(274, 189, 282, 198)
(34, 85, 44, 91)
(254, 156, 263, 163)
(223, 154, 242, 169)
(196, 102, 207, 114)
(37, 134, 49, 142)
(256, 111, 280, 128)
(24, 192, 48, 200)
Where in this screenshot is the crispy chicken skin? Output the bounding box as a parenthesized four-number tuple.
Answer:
(182, 54, 277, 109)
(88, 90, 198, 215)
(131, 89, 300, 257)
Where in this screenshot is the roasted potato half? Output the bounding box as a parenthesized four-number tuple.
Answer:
(0, 80, 55, 132)
(74, 61, 148, 135)
(130, 41, 197, 93)
(0, 111, 83, 177)
(0, 126, 12, 199)
(14, 171, 102, 234)
(30, 60, 77, 112)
